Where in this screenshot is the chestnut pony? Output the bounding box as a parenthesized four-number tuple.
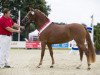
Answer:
(22, 9, 96, 70)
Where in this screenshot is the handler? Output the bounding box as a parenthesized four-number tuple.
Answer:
(0, 8, 22, 68)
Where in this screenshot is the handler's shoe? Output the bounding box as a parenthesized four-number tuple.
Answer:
(4, 65, 11, 68)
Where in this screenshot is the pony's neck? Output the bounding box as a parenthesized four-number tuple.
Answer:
(34, 11, 50, 30)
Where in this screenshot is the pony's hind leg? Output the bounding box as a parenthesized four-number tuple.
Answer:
(79, 44, 91, 70)
(76, 44, 84, 69)
(47, 43, 55, 68)
(85, 50, 91, 70)
(76, 43, 91, 70)
(76, 48, 83, 69)
(37, 42, 46, 68)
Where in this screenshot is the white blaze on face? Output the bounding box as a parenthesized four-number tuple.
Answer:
(31, 11, 34, 15)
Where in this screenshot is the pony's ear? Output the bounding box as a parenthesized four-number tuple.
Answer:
(31, 11, 34, 15)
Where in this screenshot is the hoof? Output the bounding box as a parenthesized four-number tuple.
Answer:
(76, 67, 80, 69)
(37, 66, 41, 68)
(87, 68, 91, 70)
(50, 65, 53, 68)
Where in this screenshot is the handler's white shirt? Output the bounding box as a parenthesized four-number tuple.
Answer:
(0, 35, 11, 68)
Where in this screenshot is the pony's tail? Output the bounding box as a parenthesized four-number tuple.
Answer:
(85, 29, 96, 63)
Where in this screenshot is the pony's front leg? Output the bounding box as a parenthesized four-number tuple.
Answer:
(37, 42, 46, 68)
(47, 43, 55, 68)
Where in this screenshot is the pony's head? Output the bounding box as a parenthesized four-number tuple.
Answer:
(22, 8, 49, 30)
(22, 9, 36, 24)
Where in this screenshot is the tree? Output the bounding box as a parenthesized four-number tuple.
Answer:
(0, 0, 51, 41)
(94, 23, 100, 51)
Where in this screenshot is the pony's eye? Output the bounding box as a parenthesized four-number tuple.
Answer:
(31, 11, 34, 15)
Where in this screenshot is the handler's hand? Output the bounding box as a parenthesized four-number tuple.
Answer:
(16, 30, 21, 33)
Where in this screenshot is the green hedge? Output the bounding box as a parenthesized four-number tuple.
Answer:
(94, 23, 100, 50)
